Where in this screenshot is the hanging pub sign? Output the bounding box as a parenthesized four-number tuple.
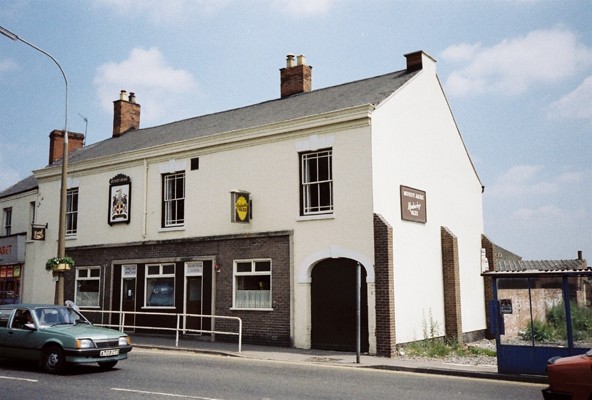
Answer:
(31, 224, 47, 241)
(108, 174, 131, 225)
(231, 190, 251, 223)
(400, 185, 427, 223)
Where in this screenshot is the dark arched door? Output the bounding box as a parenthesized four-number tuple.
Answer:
(311, 258, 368, 352)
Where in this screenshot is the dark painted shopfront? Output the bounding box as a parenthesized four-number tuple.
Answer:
(64, 231, 292, 346)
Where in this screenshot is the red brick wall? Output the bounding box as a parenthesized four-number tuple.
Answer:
(280, 64, 312, 98)
(48, 130, 84, 164)
(113, 99, 141, 137)
(441, 226, 463, 344)
(374, 213, 396, 356)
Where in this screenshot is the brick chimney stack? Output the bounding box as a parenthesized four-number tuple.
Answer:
(48, 130, 85, 164)
(113, 90, 141, 137)
(280, 54, 312, 98)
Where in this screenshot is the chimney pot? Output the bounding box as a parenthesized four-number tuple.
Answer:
(578, 250, 583, 260)
(297, 55, 306, 66)
(120, 90, 128, 101)
(286, 54, 295, 68)
(129, 92, 136, 103)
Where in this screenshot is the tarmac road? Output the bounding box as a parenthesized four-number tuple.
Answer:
(0, 348, 546, 400)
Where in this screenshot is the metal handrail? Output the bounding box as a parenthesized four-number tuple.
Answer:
(82, 309, 242, 352)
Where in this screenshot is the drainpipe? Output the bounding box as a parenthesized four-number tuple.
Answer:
(142, 159, 148, 238)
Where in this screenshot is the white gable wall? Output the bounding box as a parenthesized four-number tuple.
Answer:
(371, 65, 485, 343)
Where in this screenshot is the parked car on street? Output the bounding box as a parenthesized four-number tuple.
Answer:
(0, 303, 132, 374)
(543, 349, 592, 400)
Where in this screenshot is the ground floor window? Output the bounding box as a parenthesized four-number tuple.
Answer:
(146, 263, 175, 307)
(75, 267, 100, 307)
(233, 259, 271, 309)
(0, 266, 21, 305)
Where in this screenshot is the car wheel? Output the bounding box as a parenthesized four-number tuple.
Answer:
(42, 345, 66, 374)
(98, 360, 118, 370)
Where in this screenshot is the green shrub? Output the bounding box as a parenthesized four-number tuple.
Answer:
(520, 319, 556, 342)
(521, 301, 592, 343)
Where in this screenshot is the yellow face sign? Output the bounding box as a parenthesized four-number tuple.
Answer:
(235, 195, 249, 221)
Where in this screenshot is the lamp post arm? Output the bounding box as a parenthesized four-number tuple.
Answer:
(0, 25, 69, 304)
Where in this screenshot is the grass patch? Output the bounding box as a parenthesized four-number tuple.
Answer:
(401, 338, 496, 358)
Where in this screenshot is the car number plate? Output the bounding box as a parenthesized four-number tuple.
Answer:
(100, 349, 119, 357)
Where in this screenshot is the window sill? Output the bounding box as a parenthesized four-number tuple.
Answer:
(66, 235, 77, 240)
(230, 307, 273, 312)
(141, 306, 176, 310)
(296, 213, 334, 222)
(158, 226, 185, 233)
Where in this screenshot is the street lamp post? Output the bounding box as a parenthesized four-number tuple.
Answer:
(0, 25, 69, 305)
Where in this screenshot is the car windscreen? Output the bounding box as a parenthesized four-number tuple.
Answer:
(35, 307, 88, 326)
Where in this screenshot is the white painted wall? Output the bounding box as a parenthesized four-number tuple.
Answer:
(34, 118, 377, 348)
(0, 185, 57, 303)
(371, 61, 485, 343)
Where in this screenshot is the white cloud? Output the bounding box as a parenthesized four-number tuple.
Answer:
(94, 47, 197, 125)
(440, 43, 481, 63)
(442, 28, 592, 97)
(487, 164, 582, 198)
(548, 76, 592, 124)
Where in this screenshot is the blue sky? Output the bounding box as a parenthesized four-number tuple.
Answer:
(1, 0, 590, 261)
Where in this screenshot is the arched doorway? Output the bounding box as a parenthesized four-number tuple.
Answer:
(311, 258, 368, 352)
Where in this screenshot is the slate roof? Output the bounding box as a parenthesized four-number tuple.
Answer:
(0, 175, 38, 199)
(66, 69, 418, 164)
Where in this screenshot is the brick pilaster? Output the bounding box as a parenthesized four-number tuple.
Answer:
(374, 213, 396, 357)
(441, 226, 463, 344)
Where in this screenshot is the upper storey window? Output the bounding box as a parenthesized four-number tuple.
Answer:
(300, 149, 333, 216)
(162, 172, 185, 227)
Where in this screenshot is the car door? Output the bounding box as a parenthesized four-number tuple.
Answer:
(0, 308, 14, 357)
(4, 308, 40, 360)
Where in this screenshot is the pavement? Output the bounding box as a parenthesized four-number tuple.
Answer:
(129, 334, 548, 385)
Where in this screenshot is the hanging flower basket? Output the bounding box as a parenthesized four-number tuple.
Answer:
(46, 256, 75, 271)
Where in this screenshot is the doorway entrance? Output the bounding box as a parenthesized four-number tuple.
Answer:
(311, 258, 368, 352)
(120, 264, 137, 331)
(184, 260, 213, 334)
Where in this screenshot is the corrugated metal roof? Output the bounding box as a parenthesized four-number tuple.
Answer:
(493, 258, 590, 274)
(64, 69, 417, 164)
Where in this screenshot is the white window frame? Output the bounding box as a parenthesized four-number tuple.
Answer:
(300, 149, 333, 216)
(66, 187, 78, 236)
(163, 172, 185, 228)
(75, 266, 101, 308)
(2, 207, 11, 236)
(232, 259, 272, 310)
(145, 263, 176, 308)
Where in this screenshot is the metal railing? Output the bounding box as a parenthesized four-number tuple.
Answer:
(82, 310, 242, 352)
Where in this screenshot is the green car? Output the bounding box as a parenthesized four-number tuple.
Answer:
(0, 304, 132, 374)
